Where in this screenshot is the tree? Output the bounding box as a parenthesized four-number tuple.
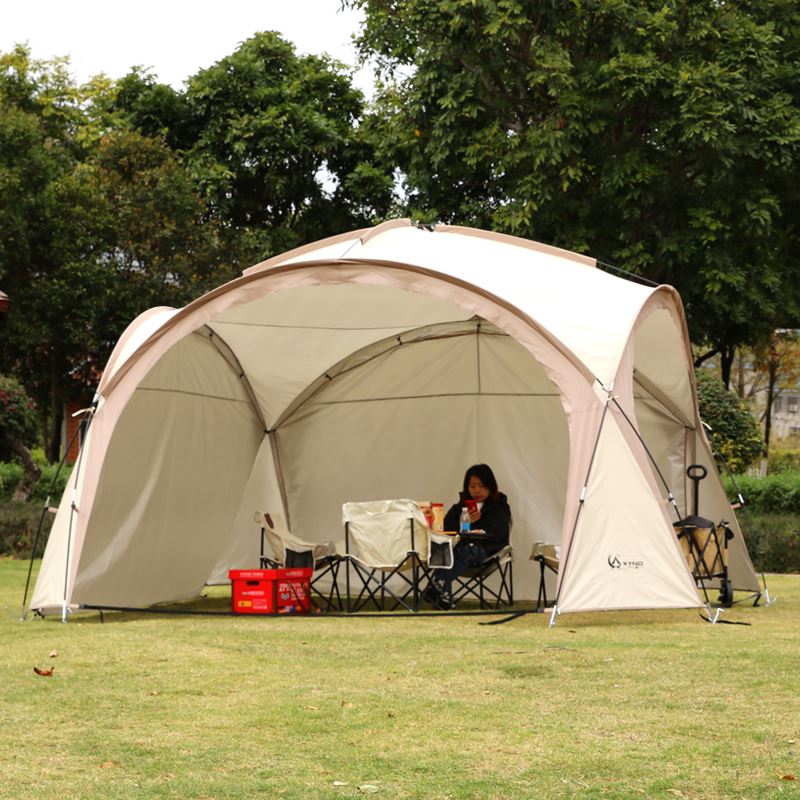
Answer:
(348, 0, 800, 365)
(747, 330, 800, 451)
(0, 46, 95, 456)
(112, 33, 395, 267)
(0, 49, 228, 458)
(695, 369, 764, 473)
(0, 375, 40, 500)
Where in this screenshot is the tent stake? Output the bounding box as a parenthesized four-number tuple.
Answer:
(548, 605, 559, 628)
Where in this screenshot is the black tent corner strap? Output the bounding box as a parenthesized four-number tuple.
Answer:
(699, 612, 751, 626)
(478, 609, 530, 625)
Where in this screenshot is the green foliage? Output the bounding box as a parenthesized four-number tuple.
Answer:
(0, 500, 53, 557)
(0, 458, 72, 503)
(738, 510, 800, 573)
(0, 375, 37, 447)
(349, 0, 800, 354)
(114, 32, 394, 266)
(769, 449, 800, 474)
(696, 369, 764, 471)
(725, 470, 800, 515)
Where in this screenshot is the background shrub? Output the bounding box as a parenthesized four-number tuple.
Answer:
(724, 470, 800, 514)
(769, 449, 800, 474)
(0, 501, 54, 558)
(696, 369, 764, 473)
(0, 458, 72, 503)
(738, 510, 800, 574)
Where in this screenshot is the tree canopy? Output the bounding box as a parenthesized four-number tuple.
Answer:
(348, 0, 800, 371)
(0, 34, 393, 459)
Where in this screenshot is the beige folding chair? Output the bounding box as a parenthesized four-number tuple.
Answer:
(342, 499, 432, 612)
(256, 511, 344, 611)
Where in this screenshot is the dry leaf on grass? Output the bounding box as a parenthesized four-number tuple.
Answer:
(100, 760, 118, 768)
(332, 781, 349, 786)
(358, 784, 380, 793)
(33, 666, 54, 677)
(305, 705, 320, 711)
(779, 774, 796, 781)
(49, 650, 58, 658)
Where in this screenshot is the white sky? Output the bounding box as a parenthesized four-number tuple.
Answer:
(1, 0, 372, 93)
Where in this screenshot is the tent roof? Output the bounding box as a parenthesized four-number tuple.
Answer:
(243, 220, 658, 386)
(102, 220, 665, 401)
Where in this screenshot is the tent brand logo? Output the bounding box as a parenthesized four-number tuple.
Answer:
(607, 554, 644, 570)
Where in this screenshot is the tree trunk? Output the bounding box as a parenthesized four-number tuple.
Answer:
(8, 437, 41, 502)
(764, 357, 778, 454)
(736, 350, 746, 399)
(720, 345, 735, 389)
(47, 353, 61, 462)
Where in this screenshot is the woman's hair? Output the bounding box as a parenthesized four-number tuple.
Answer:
(462, 463, 500, 500)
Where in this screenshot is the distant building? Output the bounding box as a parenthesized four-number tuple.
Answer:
(0, 290, 9, 315)
(771, 390, 800, 439)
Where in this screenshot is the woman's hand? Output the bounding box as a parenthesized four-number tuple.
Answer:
(468, 507, 481, 524)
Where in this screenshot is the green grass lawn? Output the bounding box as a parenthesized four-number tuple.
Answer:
(1, 559, 798, 800)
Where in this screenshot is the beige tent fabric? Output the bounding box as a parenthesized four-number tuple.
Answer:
(31, 219, 758, 616)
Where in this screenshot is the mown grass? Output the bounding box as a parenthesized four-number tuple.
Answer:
(1, 559, 798, 800)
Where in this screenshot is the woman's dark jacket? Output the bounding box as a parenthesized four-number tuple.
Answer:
(443, 492, 511, 554)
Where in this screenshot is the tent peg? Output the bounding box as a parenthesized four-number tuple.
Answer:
(548, 605, 559, 628)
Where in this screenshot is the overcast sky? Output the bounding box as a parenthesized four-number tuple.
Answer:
(1, 0, 371, 92)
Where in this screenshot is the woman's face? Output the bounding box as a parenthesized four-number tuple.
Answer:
(467, 476, 490, 502)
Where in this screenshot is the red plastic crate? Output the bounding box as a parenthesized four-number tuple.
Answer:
(229, 568, 312, 614)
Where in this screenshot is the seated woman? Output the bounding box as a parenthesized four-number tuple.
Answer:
(428, 463, 511, 607)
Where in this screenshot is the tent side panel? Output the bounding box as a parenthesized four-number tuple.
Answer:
(29, 434, 89, 612)
(557, 413, 701, 613)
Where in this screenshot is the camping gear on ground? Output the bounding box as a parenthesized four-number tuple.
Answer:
(229, 567, 312, 614)
(29, 219, 762, 620)
(257, 512, 344, 611)
(530, 542, 561, 609)
(342, 499, 432, 612)
(673, 465, 735, 607)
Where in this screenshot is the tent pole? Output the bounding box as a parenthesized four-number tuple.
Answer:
(609, 397, 685, 523)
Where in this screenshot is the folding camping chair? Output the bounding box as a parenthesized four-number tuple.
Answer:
(342, 499, 432, 612)
(256, 511, 344, 611)
(450, 543, 514, 609)
(530, 541, 560, 608)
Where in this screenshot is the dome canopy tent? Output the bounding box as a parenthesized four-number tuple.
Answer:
(31, 219, 760, 618)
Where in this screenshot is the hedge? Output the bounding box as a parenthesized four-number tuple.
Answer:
(0, 460, 72, 503)
(723, 470, 800, 515)
(0, 501, 54, 558)
(738, 511, 800, 574)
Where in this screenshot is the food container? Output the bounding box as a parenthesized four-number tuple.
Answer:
(431, 503, 445, 532)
